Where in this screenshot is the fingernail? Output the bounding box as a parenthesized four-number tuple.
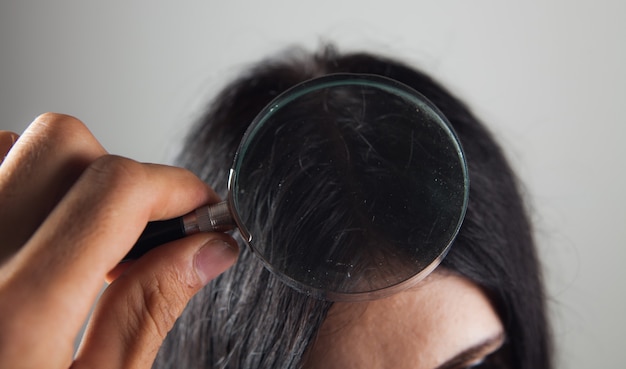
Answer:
(194, 239, 238, 285)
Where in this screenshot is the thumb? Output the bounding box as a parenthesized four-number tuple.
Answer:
(72, 233, 239, 369)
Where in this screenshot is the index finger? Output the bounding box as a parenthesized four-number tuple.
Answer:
(0, 114, 107, 261)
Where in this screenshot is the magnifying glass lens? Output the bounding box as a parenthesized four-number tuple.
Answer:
(230, 74, 468, 301)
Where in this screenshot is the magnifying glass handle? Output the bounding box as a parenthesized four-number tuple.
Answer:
(122, 201, 234, 261)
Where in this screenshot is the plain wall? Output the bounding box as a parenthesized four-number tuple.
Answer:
(1, 1, 624, 368)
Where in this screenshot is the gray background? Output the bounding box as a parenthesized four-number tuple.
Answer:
(1, 1, 624, 368)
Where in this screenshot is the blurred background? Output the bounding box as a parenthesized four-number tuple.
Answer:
(1, 1, 624, 367)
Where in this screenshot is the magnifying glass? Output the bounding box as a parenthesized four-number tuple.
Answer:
(125, 74, 469, 302)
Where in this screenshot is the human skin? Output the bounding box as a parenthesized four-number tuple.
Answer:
(0, 113, 239, 369)
(303, 271, 504, 369)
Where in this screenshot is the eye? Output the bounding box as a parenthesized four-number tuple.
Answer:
(462, 359, 486, 369)
(462, 360, 491, 369)
(461, 347, 505, 369)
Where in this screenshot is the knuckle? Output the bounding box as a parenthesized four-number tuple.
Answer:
(14, 113, 85, 160)
(26, 113, 102, 158)
(86, 155, 145, 193)
(33, 112, 85, 139)
(35, 112, 83, 125)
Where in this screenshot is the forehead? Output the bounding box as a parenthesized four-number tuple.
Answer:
(303, 272, 504, 369)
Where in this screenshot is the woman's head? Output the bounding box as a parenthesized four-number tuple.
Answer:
(154, 46, 551, 369)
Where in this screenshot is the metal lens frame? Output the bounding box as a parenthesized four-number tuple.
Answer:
(228, 73, 469, 301)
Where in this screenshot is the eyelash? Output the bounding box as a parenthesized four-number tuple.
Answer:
(450, 338, 509, 369)
(458, 349, 500, 369)
(462, 362, 488, 369)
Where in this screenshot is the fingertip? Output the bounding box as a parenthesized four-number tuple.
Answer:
(0, 130, 19, 162)
(194, 237, 239, 285)
(106, 261, 135, 284)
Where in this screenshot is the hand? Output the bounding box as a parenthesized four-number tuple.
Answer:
(0, 113, 239, 369)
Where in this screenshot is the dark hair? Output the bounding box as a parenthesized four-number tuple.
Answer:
(153, 46, 552, 369)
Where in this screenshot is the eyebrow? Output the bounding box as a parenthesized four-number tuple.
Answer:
(433, 332, 505, 369)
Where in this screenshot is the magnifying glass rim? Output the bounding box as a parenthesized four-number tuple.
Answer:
(227, 73, 469, 301)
